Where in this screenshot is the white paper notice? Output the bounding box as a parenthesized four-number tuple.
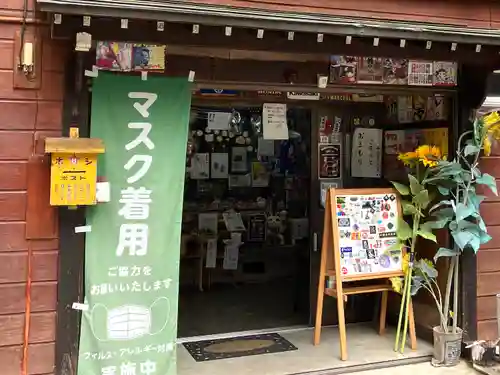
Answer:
(351, 128, 383, 178)
(205, 238, 217, 268)
(263, 103, 288, 140)
(207, 112, 231, 130)
(96, 181, 110, 203)
(223, 245, 239, 270)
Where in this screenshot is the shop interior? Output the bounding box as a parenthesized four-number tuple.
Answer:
(174, 84, 453, 375)
(178, 99, 313, 338)
(176, 82, 453, 342)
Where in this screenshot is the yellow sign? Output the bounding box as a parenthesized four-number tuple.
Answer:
(50, 152, 97, 206)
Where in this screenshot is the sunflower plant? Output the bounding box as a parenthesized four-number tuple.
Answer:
(389, 144, 444, 353)
(417, 111, 500, 338)
(390, 111, 500, 354)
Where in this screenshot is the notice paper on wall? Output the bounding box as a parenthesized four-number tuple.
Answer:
(205, 238, 217, 268)
(263, 103, 288, 140)
(351, 128, 383, 178)
(223, 245, 239, 270)
(207, 112, 231, 130)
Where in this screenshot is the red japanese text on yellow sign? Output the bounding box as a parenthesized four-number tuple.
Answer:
(50, 153, 97, 206)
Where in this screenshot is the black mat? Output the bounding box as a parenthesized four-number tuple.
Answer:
(183, 332, 298, 362)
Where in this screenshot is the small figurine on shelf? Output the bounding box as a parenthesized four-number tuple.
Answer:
(266, 210, 288, 246)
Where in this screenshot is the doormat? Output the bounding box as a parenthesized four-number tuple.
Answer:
(182, 333, 298, 362)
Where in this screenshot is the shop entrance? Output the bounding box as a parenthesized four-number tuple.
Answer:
(178, 96, 313, 338)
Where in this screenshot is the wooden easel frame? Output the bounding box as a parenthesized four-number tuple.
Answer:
(313, 187, 416, 360)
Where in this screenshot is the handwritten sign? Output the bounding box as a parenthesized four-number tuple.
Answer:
(263, 103, 288, 140)
(335, 192, 402, 277)
(50, 153, 97, 206)
(351, 128, 382, 178)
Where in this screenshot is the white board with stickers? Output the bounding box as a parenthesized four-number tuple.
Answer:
(334, 192, 402, 277)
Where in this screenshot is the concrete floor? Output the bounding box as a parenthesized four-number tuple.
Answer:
(350, 361, 476, 375)
(177, 323, 443, 375)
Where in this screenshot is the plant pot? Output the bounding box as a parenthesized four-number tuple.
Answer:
(431, 326, 463, 367)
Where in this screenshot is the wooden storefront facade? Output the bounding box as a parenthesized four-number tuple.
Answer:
(0, 0, 500, 374)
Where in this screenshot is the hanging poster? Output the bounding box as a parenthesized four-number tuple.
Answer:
(357, 57, 384, 84)
(397, 96, 414, 124)
(263, 103, 288, 140)
(408, 61, 433, 86)
(318, 144, 342, 179)
(247, 213, 267, 242)
(383, 130, 406, 181)
(351, 128, 383, 178)
(329, 55, 357, 84)
(382, 59, 408, 85)
(95, 41, 133, 71)
(319, 115, 342, 144)
(384, 130, 405, 155)
(413, 95, 427, 122)
(77, 74, 192, 375)
(433, 61, 457, 86)
(132, 44, 166, 71)
(335, 192, 402, 276)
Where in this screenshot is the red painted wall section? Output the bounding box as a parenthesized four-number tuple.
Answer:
(0, 0, 69, 374)
(187, 0, 500, 29)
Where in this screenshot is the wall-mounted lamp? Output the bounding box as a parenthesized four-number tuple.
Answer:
(18, 41, 34, 78)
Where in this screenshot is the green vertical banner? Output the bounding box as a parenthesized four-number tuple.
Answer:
(77, 74, 191, 375)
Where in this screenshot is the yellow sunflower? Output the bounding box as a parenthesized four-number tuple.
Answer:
(402, 252, 410, 275)
(483, 111, 500, 128)
(397, 151, 418, 166)
(415, 145, 442, 167)
(390, 277, 403, 294)
(483, 135, 492, 156)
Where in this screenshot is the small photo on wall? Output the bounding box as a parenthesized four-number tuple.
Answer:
(433, 61, 457, 86)
(330, 55, 357, 84)
(96, 41, 132, 71)
(132, 44, 166, 71)
(357, 57, 384, 84)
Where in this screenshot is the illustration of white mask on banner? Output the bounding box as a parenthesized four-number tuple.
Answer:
(107, 305, 151, 340)
(89, 297, 170, 341)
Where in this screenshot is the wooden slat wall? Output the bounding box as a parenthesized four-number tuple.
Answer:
(0, 0, 68, 372)
(185, 0, 500, 29)
(477, 148, 500, 339)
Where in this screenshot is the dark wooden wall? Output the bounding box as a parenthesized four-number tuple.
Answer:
(0, 0, 69, 373)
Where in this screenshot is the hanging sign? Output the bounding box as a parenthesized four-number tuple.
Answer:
(77, 74, 192, 375)
(45, 134, 105, 206)
(350, 128, 383, 178)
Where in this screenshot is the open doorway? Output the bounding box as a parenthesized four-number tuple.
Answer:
(178, 98, 312, 338)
